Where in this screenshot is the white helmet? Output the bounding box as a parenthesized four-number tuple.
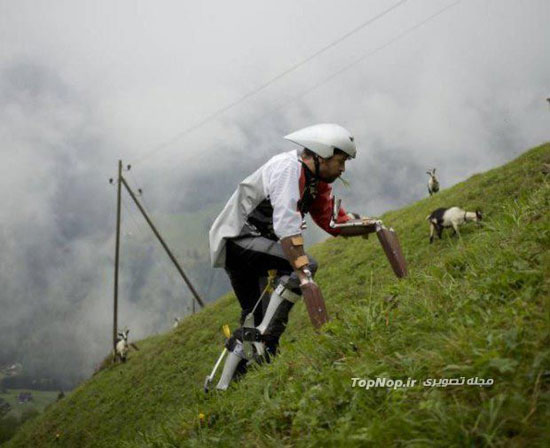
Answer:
(284, 123, 356, 159)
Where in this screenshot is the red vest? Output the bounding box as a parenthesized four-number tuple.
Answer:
(298, 165, 350, 236)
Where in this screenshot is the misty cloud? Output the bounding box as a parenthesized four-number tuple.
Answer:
(0, 0, 548, 386)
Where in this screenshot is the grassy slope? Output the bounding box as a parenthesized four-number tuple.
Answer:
(6, 144, 550, 448)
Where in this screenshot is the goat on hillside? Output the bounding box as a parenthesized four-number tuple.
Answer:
(114, 329, 139, 363)
(426, 207, 482, 243)
(115, 329, 130, 363)
(426, 168, 440, 196)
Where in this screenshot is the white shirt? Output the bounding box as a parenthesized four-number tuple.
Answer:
(209, 150, 303, 267)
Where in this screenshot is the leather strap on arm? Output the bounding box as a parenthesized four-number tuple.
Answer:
(280, 234, 309, 270)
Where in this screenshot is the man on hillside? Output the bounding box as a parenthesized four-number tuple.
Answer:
(209, 123, 377, 390)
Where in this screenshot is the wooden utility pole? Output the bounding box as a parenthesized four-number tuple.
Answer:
(113, 160, 122, 352)
(120, 176, 205, 309)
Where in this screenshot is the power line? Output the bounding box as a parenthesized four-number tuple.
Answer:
(255, 0, 462, 120)
(132, 0, 408, 165)
(156, 0, 461, 179)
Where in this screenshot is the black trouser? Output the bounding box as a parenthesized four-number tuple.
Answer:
(224, 236, 318, 352)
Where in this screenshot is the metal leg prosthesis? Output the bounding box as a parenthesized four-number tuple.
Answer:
(255, 280, 300, 357)
(215, 336, 247, 391)
(214, 277, 300, 391)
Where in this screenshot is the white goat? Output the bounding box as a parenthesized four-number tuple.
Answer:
(173, 317, 181, 329)
(115, 329, 130, 363)
(114, 329, 139, 362)
(426, 207, 482, 243)
(426, 168, 440, 196)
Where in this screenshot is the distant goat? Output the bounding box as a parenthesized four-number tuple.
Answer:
(173, 317, 181, 329)
(115, 329, 130, 363)
(114, 329, 139, 363)
(426, 168, 440, 196)
(426, 207, 482, 243)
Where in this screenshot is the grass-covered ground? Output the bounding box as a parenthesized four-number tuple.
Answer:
(6, 143, 549, 447)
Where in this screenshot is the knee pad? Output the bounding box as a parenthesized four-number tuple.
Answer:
(277, 274, 302, 297)
(275, 281, 302, 303)
(308, 257, 319, 276)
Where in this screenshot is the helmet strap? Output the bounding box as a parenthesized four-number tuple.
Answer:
(313, 154, 321, 179)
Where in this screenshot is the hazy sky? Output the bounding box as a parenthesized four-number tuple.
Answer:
(0, 0, 548, 385)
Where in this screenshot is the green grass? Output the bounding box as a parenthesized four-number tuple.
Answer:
(6, 143, 550, 447)
(0, 390, 59, 420)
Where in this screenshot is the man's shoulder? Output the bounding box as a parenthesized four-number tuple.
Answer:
(239, 150, 299, 185)
(264, 149, 300, 168)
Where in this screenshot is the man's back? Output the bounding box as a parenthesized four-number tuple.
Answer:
(209, 150, 302, 268)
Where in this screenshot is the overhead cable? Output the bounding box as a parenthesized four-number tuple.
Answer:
(132, 0, 409, 165)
